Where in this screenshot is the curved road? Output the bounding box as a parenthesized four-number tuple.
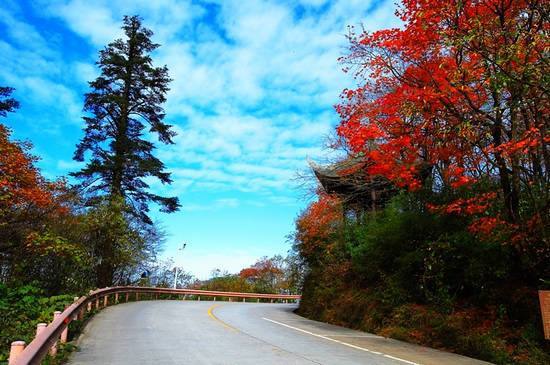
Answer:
(68, 301, 490, 365)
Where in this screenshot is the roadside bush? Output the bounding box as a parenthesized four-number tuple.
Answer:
(294, 193, 550, 364)
(0, 284, 75, 363)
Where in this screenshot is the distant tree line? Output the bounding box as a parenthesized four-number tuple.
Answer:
(197, 254, 304, 294)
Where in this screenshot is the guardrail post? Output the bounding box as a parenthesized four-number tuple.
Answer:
(60, 324, 69, 344)
(8, 341, 25, 365)
(125, 292, 129, 302)
(257, 298, 260, 303)
(136, 292, 140, 301)
(242, 298, 245, 303)
(183, 294, 187, 300)
(87, 301, 92, 312)
(155, 293, 158, 300)
(72, 297, 79, 320)
(36, 323, 47, 337)
(270, 299, 273, 303)
(49, 311, 62, 356)
(213, 296, 216, 301)
(95, 297, 100, 310)
(197, 296, 200, 301)
(103, 295, 108, 307)
(115, 293, 119, 303)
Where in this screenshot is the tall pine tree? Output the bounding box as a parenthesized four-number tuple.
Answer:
(73, 15, 180, 224)
(73, 16, 179, 286)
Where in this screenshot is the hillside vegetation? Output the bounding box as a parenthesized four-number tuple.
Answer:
(293, 1, 549, 364)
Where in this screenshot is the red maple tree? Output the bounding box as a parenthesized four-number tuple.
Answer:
(239, 267, 261, 280)
(0, 125, 54, 210)
(295, 194, 343, 259)
(336, 0, 548, 243)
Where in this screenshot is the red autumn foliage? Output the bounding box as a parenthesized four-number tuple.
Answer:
(240, 257, 283, 279)
(0, 124, 54, 210)
(0, 123, 76, 265)
(336, 0, 548, 238)
(239, 267, 260, 279)
(295, 194, 343, 259)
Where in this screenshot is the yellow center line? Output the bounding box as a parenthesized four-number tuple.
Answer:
(207, 304, 238, 332)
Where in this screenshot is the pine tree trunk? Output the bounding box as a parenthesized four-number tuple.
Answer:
(97, 262, 114, 288)
(96, 232, 115, 287)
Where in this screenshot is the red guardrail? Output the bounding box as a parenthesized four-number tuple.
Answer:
(8, 286, 301, 365)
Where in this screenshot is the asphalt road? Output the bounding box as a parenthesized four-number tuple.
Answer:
(67, 301, 491, 365)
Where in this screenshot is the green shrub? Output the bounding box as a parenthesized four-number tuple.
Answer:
(0, 284, 75, 363)
(295, 192, 550, 364)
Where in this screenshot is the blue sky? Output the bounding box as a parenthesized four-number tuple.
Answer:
(0, 0, 399, 279)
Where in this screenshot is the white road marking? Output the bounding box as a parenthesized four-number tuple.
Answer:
(319, 334, 383, 338)
(262, 317, 421, 365)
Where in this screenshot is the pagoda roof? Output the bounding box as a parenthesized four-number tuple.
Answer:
(308, 156, 396, 210)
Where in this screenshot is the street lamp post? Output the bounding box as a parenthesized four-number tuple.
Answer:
(173, 242, 187, 289)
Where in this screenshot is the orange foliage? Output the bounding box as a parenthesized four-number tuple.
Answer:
(0, 124, 53, 209)
(296, 194, 342, 258)
(239, 267, 260, 279)
(240, 257, 284, 283)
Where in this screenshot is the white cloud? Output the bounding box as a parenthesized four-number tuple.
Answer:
(57, 159, 83, 171)
(215, 198, 239, 208)
(73, 62, 99, 84)
(157, 109, 329, 196)
(40, 0, 120, 46)
(0, 38, 83, 125)
(39, 0, 204, 46)
(22, 77, 81, 119)
(0, 7, 50, 51)
(1, 0, 401, 198)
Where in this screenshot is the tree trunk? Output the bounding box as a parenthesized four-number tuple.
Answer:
(492, 94, 518, 223)
(96, 262, 114, 288)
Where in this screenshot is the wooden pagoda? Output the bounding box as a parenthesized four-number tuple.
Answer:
(308, 157, 397, 215)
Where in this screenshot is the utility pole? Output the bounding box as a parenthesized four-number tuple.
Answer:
(173, 242, 187, 289)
